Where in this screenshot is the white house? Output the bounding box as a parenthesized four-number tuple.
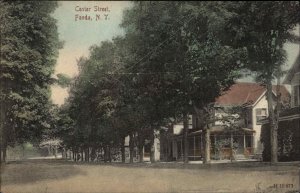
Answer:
(165, 82, 290, 161)
(284, 53, 300, 108)
(214, 82, 290, 155)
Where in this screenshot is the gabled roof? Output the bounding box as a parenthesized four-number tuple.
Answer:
(283, 53, 300, 84)
(215, 82, 290, 107)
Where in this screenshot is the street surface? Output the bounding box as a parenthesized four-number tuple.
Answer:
(1, 159, 299, 193)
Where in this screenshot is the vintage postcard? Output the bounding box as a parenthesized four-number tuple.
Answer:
(0, 1, 299, 193)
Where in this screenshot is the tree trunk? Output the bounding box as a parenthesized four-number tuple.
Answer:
(0, 148, 2, 193)
(275, 76, 281, 157)
(0, 129, 3, 165)
(0, 140, 5, 164)
(91, 147, 96, 162)
(230, 133, 234, 162)
(266, 82, 278, 163)
(137, 131, 144, 163)
(22, 144, 25, 159)
(103, 146, 108, 163)
(84, 148, 88, 162)
(108, 146, 112, 163)
(75, 148, 78, 161)
(150, 129, 155, 163)
(47, 146, 51, 157)
(0, 144, 2, 164)
(138, 146, 144, 163)
(129, 133, 134, 163)
(183, 113, 189, 163)
(54, 146, 57, 158)
(193, 105, 211, 163)
(2, 145, 6, 163)
(203, 127, 211, 164)
(121, 136, 126, 163)
(0, 151, 2, 193)
(99, 147, 103, 162)
(0, 93, 6, 165)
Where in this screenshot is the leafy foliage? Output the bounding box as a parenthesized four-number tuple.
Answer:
(55, 73, 72, 88)
(55, 1, 299, 163)
(0, 1, 61, 150)
(261, 118, 300, 161)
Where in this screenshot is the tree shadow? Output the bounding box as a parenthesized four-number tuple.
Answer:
(1, 159, 87, 185)
(101, 161, 300, 172)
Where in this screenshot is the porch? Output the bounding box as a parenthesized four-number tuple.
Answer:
(170, 128, 255, 161)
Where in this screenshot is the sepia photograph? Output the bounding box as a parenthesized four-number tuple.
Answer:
(0, 1, 299, 193)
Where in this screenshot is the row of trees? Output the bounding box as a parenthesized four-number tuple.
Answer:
(0, 1, 63, 163)
(56, 2, 299, 163)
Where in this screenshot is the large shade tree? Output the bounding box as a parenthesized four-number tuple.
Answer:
(61, 37, 140, 162)
(120, 1, 247, 163)
(0, 1, 61, 162)
(222, 1, 299, 163)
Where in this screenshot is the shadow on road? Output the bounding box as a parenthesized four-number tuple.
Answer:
(56, 159, 300, 172)
(93, 160, 300, 171)
(1, 159, 87, 185)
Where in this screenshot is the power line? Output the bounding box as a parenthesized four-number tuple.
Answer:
(106, 72, 179, 75)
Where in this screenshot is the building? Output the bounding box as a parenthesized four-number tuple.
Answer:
(124, 131, 161, 162)
(260, 53, 300, 161)
(162, 82, 290, 161)
(214, 82, 290, 156)
(284, 53, 300, 108)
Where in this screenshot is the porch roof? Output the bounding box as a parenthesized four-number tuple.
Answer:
(172, 126, 255, 139)
(210, 126, 255, 134)
(259, 107, 300, 124)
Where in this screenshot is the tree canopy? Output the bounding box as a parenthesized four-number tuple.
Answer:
(3, 1, 297, 164)
(0, 1, 61, 161)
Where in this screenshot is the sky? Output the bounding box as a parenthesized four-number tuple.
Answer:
(50, 1, 300, 106)
(51, 1, 133, 105)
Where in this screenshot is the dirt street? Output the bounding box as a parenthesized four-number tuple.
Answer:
(1, 159, 299, 193)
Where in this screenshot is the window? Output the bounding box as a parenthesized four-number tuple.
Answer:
(192, 116, 201, 129)
(244, 108, 252, 127)
(256, 108, 267, 125)
(292, 85, 300, 107)
(245, 135, 252, 148)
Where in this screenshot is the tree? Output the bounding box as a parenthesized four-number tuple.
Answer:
(59, 37, 140, 163)
(222, 1, 299, 163)
(121, 1, 246, 163)
(0, 1, 61, 162)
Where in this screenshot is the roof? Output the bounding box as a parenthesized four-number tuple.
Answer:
(215, 82, 290, 106)
(283, 53, 300, 84)
(173, 125, 255, 137)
